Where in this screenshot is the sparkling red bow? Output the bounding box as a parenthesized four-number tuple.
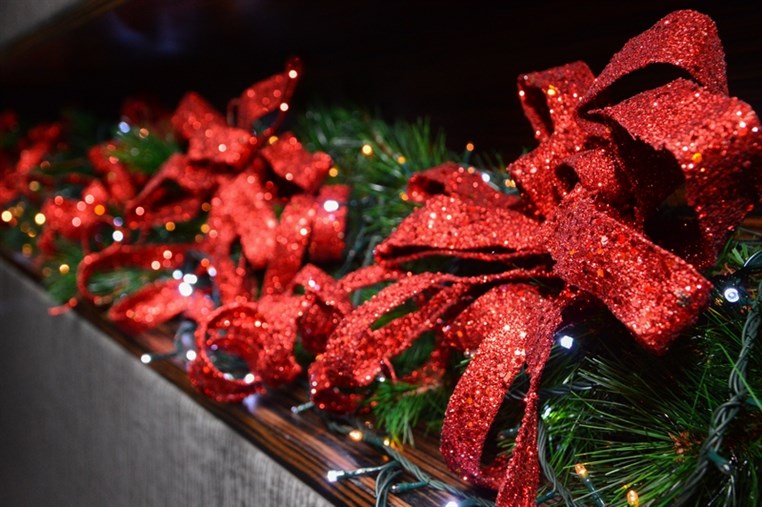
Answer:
(71, 61, 350, 403)
(0, 117, 62, 206)
(306, 10, 761, 506)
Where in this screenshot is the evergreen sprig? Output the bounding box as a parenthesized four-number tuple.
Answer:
(295, 107, 453, 275)
(110, 123, 179, 175)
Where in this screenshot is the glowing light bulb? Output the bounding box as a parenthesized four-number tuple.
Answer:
(323, 200, 339, 212)
(348, 429, 363, 442)
(724, 287, 740, 303)
(326, 470, 342, 483)
(445, 501, 459, 507)
(34, 213, 46, 225)
(1, 210, 12, 222)
(112, 230, 124, 242)
(465, 142, 475, 152)
(574, 463, 588, 479)
(361, 144, 373, 156)
(178, 282, 193, 297)
(59, 263, 70, 275)
(288, 69, 298, 79)
(185, 350, 197, 361)
(559, 335, 574, 349)
(627, 489, 640, 507)
(140, 354, 152, 364)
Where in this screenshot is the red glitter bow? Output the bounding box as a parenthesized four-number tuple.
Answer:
(187, 180, 350, 401)
(308, 10, 761, 506)
(0, 117, 61, 206)
(69, 61, 351, 401)
(37, 143, 146, 255)
(125, 58, 304, 230)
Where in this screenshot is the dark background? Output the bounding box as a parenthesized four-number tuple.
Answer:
(1, 0, 760, 159)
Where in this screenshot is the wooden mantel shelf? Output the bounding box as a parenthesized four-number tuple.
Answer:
(0, 257, 477, 506)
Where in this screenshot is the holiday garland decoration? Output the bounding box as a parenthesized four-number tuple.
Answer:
(1, 8, 761, 507)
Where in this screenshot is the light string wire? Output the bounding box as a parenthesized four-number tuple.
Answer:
(323, 419, 495, 507)
(673, 271, 761, 506)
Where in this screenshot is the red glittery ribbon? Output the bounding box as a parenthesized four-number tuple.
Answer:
(0, 120, 61, 205)
(68, 61, 352, 400)
(67, 61, 349, 393)
(37, 141, 145, 254)
(126, 58, 305, 230)
(76, 243, 215, 332)
(188, 182, 351, 402)
(309, 10, 762, 506)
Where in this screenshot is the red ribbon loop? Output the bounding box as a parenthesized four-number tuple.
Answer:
(441, 285, 562, 496)
(1, 121, 61, 204)
(231, 58, 302, 137)
(189, 296, 303, 402)
(76, 243, 219, 333)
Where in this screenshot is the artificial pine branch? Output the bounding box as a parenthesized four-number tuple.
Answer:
(295, 107, 453, 275)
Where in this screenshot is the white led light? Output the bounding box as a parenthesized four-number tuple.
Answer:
(207, 267, 217, 277)
(178, 282, 193, 297)
(172, 270, 183, 280)
(323, 199, 340, 212)
(183, 273, 198, 284)
(326, 470, 341, 483)
(185, 350, 197, 361)
(559, 335, 574, 349)
(724, 287, 740, 303)
(445, 501, 459, 507)
(118, 121, 130, 134)
(140, 354, 152, 364)
(112, 230, 124, 242)
(481, 173, 491, 183)
(244, 373, 256, 384)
